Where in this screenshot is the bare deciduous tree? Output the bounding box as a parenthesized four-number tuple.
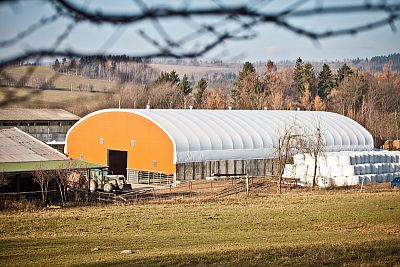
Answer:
(274, 121, 306, 193)
(32, 167, 54, 205)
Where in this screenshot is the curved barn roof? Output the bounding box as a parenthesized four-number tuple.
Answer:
(71, 109, 374, 163)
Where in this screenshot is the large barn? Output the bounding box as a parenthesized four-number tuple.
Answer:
(64, 109, 374, 185)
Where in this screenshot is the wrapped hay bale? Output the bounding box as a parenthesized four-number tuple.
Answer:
(389, 163, 395, 173)
(330, 165, 343, 177)
(370, 174, 377, 183)
(364, 164, 372, 174)
(334, 176, 347, 187)
(343, 165, 356, 176)
(319, 165, 330, 177)
(347, 175, 359, 186)
(327, 154, 339, 166)
(295, 165, 307, 179)
(293, 153, 305, 165)
(283, 164, 296, 178)
(339, 154, 351, 166)
(350, 154, 357, 165)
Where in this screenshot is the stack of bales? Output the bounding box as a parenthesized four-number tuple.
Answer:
(283, 151, 400, 188)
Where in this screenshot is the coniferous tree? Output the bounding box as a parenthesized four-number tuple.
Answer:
(179, 74, 192, 95)
(293, 57, 304, 95)
(317, 63, 334, 98)
(336, 63, 353, 85)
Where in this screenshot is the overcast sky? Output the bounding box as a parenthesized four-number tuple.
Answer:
(0, 0, 399, 63)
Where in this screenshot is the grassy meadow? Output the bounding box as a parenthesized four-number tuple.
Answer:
(0, 190, 399, 266)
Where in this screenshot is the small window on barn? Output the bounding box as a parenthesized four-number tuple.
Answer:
(80, 154, 84, 160)
(130, 140, 135, 147)
(152, 160, 157, 167)
(100, 137, 104, 145)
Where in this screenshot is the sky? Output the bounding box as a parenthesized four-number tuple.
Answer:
(0, 0, 399, 63)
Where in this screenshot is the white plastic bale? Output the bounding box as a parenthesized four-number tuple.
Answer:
(335, 176, 347, 187)
(382, 163, 389, 173)
(343, 165, 355, 176)
(377, 164, 383, 174)
(283, 164, 296, 178)
(360, 165, 366, 175)
(330, 165, 343, 177)
(358, 175, 366, 184)
(339, 155, 351, 166)
(295, 165, 307, 179)
(355, 155, 361, 164)
(389, 163, 395, 173)
(347, 175, 359, 186)
(364, 164, 372, 174)
(350, 155, 356, 165)
(293, 154, 305, 165)
(371, 174, 377, 183)
(327, 154, 339, 166)
(319, 165, 330, 177)
(375, 174, 383, 183)
(395, 164, 400, 172)
(386, 173, 393, 182)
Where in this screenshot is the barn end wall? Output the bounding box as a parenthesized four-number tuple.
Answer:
(65, 110, 176, 175)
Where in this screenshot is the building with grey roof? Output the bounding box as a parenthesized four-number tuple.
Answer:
(0, 108, 80, 151)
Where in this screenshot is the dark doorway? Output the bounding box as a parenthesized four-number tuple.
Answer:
(108, 150, 127, 176)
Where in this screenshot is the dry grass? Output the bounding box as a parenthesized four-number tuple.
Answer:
(0, 189, 399, 266)
(2, 66, 120, 92)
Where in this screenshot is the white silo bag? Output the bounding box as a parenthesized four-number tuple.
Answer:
(386, 173, 393, 182)
(370, 174, 377, 183)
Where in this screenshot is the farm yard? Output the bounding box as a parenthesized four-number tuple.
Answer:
(0, 185, 399, 266)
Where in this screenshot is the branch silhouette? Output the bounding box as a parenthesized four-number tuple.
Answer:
(0, 0, 399, 67)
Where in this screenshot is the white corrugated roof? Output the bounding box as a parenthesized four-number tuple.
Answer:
(0, 108, 80, 121)
(0, 127, 68, 163)
(67, 109, 374, 163)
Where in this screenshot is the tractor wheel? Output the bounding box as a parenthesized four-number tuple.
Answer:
(103, 183, 113, 193)
(89, 180, 98, 192)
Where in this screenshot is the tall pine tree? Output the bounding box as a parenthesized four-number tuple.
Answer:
(317, 64, 334, 98)
(293, 57, 304, 94)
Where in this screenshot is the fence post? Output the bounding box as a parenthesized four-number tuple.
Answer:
(246, 176, 249, 195)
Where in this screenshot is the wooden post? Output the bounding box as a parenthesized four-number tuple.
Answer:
(246, 176, 249, 195)
(189, 181, 192, 197)
(211, 180, 213, 197)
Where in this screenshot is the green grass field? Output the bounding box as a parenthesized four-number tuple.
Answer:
(1, 190, 399, 266)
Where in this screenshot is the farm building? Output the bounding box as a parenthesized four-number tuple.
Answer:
(0, 127, 104, 194)
(0, 108, 80, 151)
(65, 109, 374, 185)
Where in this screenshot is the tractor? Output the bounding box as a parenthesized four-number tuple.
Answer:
(88, 169, 130, 193)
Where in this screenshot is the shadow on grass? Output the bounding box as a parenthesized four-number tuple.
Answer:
(71, 240, 400, 267)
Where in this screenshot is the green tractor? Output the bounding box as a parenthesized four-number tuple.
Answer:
(89, 169, 129, 193)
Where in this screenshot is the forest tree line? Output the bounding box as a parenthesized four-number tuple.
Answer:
(51, 55, 399, 147)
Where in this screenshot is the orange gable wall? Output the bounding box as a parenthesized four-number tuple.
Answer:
(65, 111, 175, 175)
